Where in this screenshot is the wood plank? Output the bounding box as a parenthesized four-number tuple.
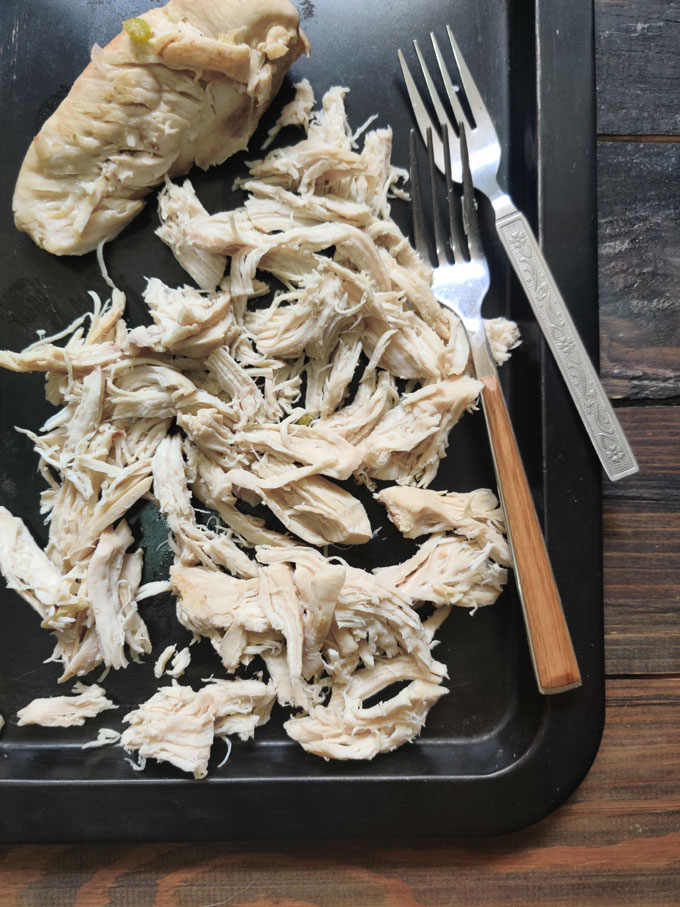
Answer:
(604, 499, 680, 674)
(595, 0, 680, 135)
(0, 678, 678, 905)
(602, 407, 680, 668)
(598, 140, 680, 399)
(604, 407, 680, 502)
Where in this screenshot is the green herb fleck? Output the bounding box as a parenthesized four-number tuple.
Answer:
(123, 17, 152, 43)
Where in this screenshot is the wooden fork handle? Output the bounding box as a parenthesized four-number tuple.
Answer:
(480, 373, 582, 694)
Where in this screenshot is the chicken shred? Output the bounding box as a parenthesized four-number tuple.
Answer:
(17, 683, 116, 728)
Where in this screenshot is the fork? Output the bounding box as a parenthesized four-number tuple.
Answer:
(399, 27, 638, 483)
(410, 122, 581, 694)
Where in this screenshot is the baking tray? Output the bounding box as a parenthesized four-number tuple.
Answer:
(0, 0, 603, 841)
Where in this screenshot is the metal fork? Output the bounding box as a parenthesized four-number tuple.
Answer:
(399, 27, 638, 482)
(411, 122, 581, 694)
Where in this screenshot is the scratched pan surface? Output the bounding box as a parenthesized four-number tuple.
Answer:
(0, 0, 603, 841)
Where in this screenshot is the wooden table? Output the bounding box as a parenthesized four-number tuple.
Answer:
(2, 2, 678, 903)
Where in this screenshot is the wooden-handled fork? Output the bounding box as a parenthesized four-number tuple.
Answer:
(410, 124, 581, 693)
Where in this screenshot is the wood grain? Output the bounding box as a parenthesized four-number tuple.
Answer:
(604, 498, 680, 674)
(604, 406, 680, 502)
(0, 678, 677, 906)
(602, 406, 680, 673)
(480, 374, 581, 692)
(595, 0, 680, 135)
(598, 140, 680, 399)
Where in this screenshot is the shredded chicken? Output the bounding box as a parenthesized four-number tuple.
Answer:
(17, 683, 116, 727)
(1, 82, 521, 774)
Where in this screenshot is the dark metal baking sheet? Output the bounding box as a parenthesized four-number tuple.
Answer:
(0, 0, 603, 841)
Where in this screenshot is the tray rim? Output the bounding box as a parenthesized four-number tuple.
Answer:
(0, 0, 604, 841)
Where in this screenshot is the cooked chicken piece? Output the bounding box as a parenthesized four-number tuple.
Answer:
(485, 317, 521, 365)
(121, 677, 278, 777)
(358, 377, 482, 487)
(14, 0, 308, 254)
(353, 128, 405, 220)
(84, 289, 128, 345)
(77, 462, 153, 561)
(245, 267, 362, 361)
(0, 342, 120, 374)
(284, 656, 446, 760)
(228, 465, 372, 547)
(81, 728, 122, 749)
(361, 311, 444, 380)
(304, 332, 362, 416)
(260, 650, 326, 711)
(154, 644, 178, 679)
(258, 563, 303, 680)
(156, 180, 226, 290)
(0, 715, 4, 735)
(113, 418, 173, 466)
(244, 182, 373, 233)
(384, 255, 450, 342)
(166, 646, 191, 678)
(375, 486, 510, 565)
(121, 683, 217, 779)
(171, 563, 299, 675)
(323, 368, 398, 444)
(375, 533, 508, 610)
(172, 566, 263, 635)
(17, 683, 116, 727)
(190, 449, 294, 550)
(44, 480, 95, 570)
(107, 362, 204, 421)
(257, 546, 442, 682)
(296, 563, 346, 679)
(177, 409, 244, 470)
(204, 678, 276, 739)
(262, 78, 315, 149)
(247, 85, 362, 191)
(329, 565, 439, 678)
(86, 520, 151, 669)
(65, 368, 105, 450)
(236, 421, 362, 481)
(0, 507, 76, 623)
(152, 434, 256, 578)
(204, 348, 266, 427)
(190, 220, 393, 300)
(127, 280, 235, 358)
(151, 434, 207, 564)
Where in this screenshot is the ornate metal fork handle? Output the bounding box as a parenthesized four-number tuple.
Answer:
(493, 197, 637, 479)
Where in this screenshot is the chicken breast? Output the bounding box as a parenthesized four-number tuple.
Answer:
(13, 0, 308, 254)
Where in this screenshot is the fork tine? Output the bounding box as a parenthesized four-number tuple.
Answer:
(426, 127, 449, 268)
(446, 25, 491, 129)
(459, 121, 483, 260)
(409, 129, 430, 263)
(443, 125, 466, 265)
(413, 39, 456, 135)
(430, 32, 467, 128)
(398, 48, 447, 175)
